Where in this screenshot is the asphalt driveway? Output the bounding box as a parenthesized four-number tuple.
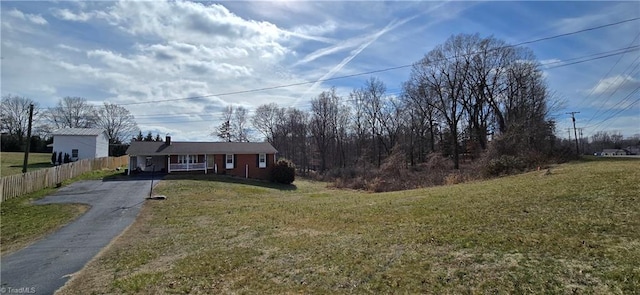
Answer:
(1, 176, 158, 294)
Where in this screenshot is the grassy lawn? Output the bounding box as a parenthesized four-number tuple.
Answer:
(0, 152, 53, 177)
(58, 158, 639, 294)
(1, 169, 126, 255)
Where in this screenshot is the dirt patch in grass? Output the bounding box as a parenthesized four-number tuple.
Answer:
(57, 159, 640, 294)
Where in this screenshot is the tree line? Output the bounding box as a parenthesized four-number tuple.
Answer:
(220, 34, 577, 175)
(1, 96, 139, 153)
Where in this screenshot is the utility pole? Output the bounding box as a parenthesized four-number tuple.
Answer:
(579, 128, 585, 154)
(22, 104, 34, 173)
(567, 111, 580, 155)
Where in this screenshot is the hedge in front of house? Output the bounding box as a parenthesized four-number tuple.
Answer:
(271, 159, 295, 184)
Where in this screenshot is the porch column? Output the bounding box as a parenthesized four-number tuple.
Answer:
(128, 156, 131, 175)
(204, 154, 207, 174)
(167, 155, 171, 173)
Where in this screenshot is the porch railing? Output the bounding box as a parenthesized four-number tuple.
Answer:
(169, 163, 206, 171)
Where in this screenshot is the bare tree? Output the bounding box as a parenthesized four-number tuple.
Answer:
(232, 106, 250, 142)
(275, 107, 310, 170)
(408, 34, 473, 169)
(93, 102, 139, 144)
(252, 103, 285, 143)
(310, 88, 340, 172)
(1, 95, 39, 143)
(349, 88, 369, 162)
(46, 96, 96, 129)
(214, 106, 234, 142)
(362, 77, 387, 166)
(402, 80, 440, 163)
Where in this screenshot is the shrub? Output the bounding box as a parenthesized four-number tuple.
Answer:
(63, 153, 71, 164)
(444, 172, 464, 185)
(484, 155, 526, 176)
(272, 158, 295, 185)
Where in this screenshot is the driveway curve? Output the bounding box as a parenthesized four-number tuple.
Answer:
(1, 176, 157, 295)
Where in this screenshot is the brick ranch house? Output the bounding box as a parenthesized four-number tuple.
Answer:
(126, 136, 278, 180)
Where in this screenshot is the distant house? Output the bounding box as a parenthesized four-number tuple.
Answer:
(624, 146, 640, 155)
(51, 128, 109, 161)
(601, 149, 628, 156)
(125, 136, 278, 180)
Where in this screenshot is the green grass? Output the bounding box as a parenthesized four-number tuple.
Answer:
(58, 158, 640, 294)
(1, 169, 127, 255)
(0, 152, 53, 177)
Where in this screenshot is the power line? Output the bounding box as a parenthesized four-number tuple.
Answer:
(584, 31, 640, 125)
(129, 47, 640, 124)
(587, 86, 640, 133)
(107, 16, 640, 107)
(544, 47, 639, 70)
(515, 17, 639, 47)
(584, 55, 640, 125)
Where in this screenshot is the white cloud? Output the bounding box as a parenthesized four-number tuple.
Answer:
(7, 8, 48, 25)
(590, 75, 640, 95)
(52, 8, 93, 22)
(540, 59, 561, 66)
(12, 0, 621, 141)
(56, 44, 79, 52)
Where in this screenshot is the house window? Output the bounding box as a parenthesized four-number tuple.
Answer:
(178, 155, 198, 164)
(226, 154, 234, 169)
(259, 153, 266, 168)
(72, 149, 79, 158)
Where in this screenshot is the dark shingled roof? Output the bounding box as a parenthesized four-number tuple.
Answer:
(126, 141, 277, 156)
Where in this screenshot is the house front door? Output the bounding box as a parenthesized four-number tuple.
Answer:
(207, 155, 215, 170)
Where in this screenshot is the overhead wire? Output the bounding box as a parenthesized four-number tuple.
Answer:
(28, 16, 640, 135)
(102, 16, 640, 107)
(585, 86, 640, 132)
(130, 46, 640, 123)
(584, 31, 640, 125)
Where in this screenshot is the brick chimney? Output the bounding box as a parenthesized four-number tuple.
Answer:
(166, 135, 171, 145)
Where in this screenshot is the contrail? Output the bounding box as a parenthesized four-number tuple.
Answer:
(294, 14, 419, 106)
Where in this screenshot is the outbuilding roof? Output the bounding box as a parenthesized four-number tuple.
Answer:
(126, 141, 278, 156)
(51, 128, 106, 136)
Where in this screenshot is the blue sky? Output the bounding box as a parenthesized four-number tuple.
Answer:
(1, 1, 639, 141)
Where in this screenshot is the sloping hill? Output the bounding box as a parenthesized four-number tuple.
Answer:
(59, 158, 640, 294)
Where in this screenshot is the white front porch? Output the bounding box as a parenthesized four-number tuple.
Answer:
(169, 163, 206, 171)
(167, 154, 213, 174)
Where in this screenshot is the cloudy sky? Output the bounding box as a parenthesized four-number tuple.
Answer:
(1, 1, 639, 141)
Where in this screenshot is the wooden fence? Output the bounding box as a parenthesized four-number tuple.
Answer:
(0, 155, 128, 202)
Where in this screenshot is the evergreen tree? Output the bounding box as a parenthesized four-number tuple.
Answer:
(217, 120, 232, 142)
(144, 132, 154, 141)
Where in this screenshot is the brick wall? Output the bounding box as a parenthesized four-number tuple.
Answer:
(219, 153, 274, 180)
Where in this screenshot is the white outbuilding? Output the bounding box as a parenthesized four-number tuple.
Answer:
(51, 128, 109, 161)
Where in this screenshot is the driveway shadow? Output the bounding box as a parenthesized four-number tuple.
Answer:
(162, 173, 297, 191)
(102, 172, 167, 182)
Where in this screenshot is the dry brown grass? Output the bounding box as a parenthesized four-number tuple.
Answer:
(57, 158, 640, 294)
